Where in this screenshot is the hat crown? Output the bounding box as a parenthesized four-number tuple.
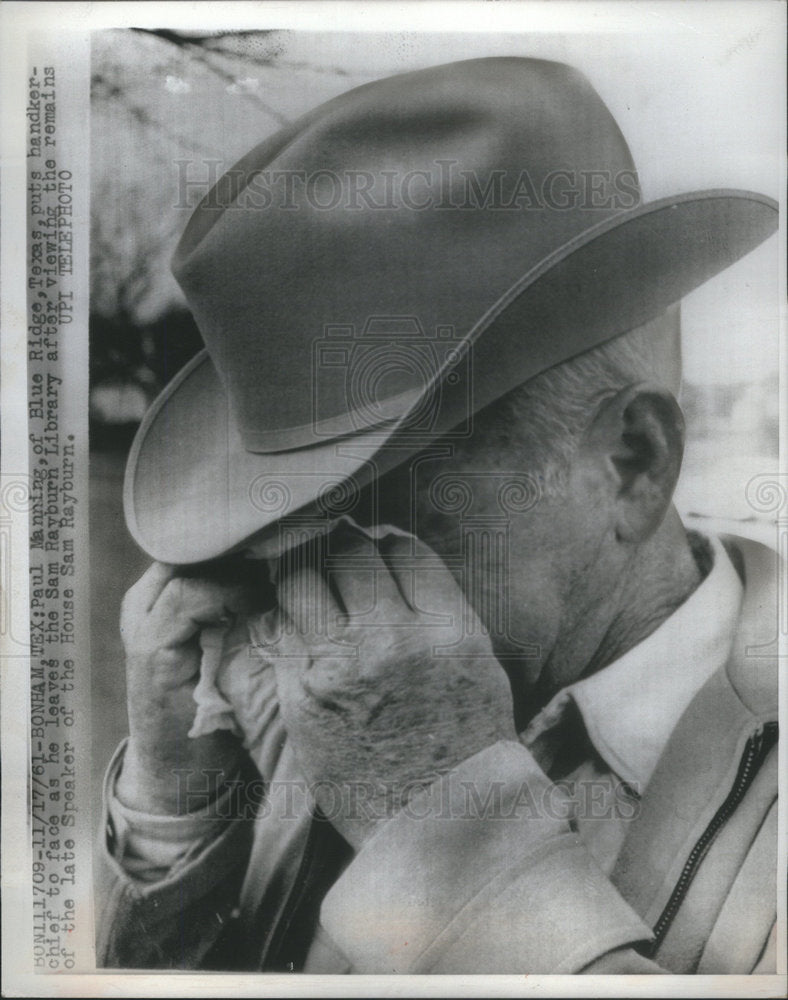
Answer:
(173, 57, 640, 453)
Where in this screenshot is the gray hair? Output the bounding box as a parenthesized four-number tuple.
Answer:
(368, 307, 682, 530)
(449, 306, 682, 494)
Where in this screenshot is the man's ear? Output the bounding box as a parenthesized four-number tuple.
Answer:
(579, 382, 685, 543)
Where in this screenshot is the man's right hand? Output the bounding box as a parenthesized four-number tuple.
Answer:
(115, 562, 256, 815)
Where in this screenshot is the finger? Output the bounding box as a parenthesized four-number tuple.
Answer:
(380, 533, 466, 619)
(329, 531, 404, 622)
(121, 562, 176, 629)
(277, 564, 342, 643)
(247, 605, 279, 648)
(151, 576, 256, 646)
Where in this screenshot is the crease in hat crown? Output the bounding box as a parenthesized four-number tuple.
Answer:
(170, 57, 643, 455)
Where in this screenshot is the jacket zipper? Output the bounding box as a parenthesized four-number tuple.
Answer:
(259, 813, 352, 971)
(647, 720, 778, 953)
(259, 822, 318, 970)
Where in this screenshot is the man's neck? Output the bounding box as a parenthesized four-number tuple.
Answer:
(580, 506, 705, 681)
(520, 506, 705, 721)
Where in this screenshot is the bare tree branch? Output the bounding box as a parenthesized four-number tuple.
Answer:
(128, 26, 292, 125)
(91, 71, 223, 157)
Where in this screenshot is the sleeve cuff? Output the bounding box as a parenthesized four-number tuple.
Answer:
(321, 740, 654, 973)
(105, 740, 239, 881)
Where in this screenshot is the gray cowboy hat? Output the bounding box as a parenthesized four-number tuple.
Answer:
(124, 57, 777, 564)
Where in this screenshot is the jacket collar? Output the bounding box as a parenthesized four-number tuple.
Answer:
(523, 533, 744, 791)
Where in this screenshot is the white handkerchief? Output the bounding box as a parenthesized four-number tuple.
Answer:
(187, 515, 413, 774)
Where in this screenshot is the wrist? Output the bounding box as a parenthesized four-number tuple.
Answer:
(323, 746, 503, 851)
(117, 739, 244, 815)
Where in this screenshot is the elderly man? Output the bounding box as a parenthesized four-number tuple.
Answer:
(97, 58, 778, 973)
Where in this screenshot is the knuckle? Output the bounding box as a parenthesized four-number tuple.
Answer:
(167, 575, 205, 615)
(169, 575, 190, 603)
(156, 575, 182, 613)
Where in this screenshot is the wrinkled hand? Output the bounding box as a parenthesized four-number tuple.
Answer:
(116, 562, 259, 814)
(252, 532, 516, 849)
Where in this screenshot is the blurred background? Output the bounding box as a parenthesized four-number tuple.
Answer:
(90, 24, 781, 803)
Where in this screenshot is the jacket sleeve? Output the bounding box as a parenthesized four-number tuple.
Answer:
(318, 740, 664, 974)
(95, 742, 258, 969)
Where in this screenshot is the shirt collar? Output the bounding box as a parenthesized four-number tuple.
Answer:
(522, 533, 743, 792)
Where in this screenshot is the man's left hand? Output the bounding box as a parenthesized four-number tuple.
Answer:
(252, 531, 517, 850)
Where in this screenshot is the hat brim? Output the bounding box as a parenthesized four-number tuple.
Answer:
(124, 189, 777, 564)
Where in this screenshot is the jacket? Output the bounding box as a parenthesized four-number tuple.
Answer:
(95, 535, 780, 974)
